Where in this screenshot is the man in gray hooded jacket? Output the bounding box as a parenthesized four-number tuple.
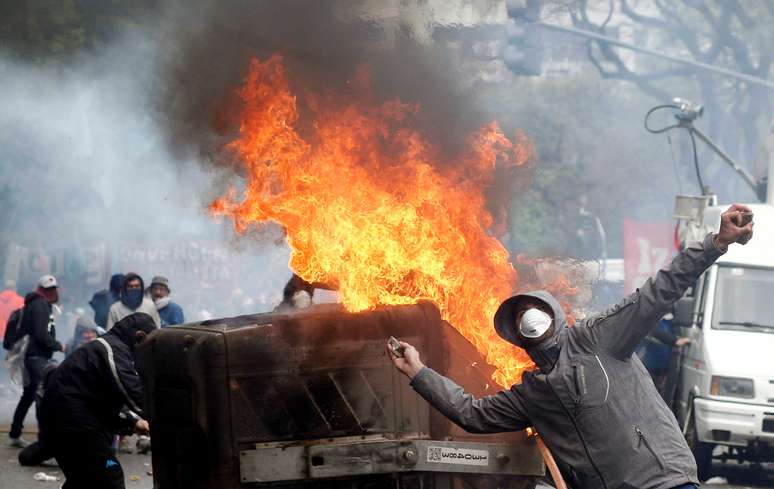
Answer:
(389, 204, 754, 489)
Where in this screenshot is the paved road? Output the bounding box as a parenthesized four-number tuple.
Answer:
(702, 459, 774, 488)
(2, 435, 772, 489)
(1, 436, 153, 489)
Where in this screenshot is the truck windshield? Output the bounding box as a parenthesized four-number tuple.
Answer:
(712, 266, 774, 333)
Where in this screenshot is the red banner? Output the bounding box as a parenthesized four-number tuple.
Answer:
(623, 220, 675, 294)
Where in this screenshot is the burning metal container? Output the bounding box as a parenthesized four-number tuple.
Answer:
(136, 302, 543, 488)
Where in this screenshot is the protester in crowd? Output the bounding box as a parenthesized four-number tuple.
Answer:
(8, 274, 64, 448)
(40, 313, 155, 488)
(274, 274, 335, 312)
(638, 314, 691, 395)
(89, 274, 125, 329)
(66, 313, 102, 357)
(388, 204, 753, 489)
(106, 273, 160, 329)
(0, 279, 24, 340)
(149, 276, 185, 326)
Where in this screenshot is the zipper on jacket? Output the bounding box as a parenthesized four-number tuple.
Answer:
(635, 426, 666, 471)
(572, 364, 585, 415)
(547, 376, 608, 489)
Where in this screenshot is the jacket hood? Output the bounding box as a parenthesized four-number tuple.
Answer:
(107, 312, 157, 351)
(75, 314, 99, 332)
(120, 273, 145, 309)
(494, 290, 567, 374)
(494, 290, 566, 348)
(109, 273, 126, 297)
(120, 273, 143, 295)
(24, 291, 47, 306)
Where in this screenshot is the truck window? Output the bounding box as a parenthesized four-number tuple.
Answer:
(712, 266, 774, 333)
(695, 271, 709, 328)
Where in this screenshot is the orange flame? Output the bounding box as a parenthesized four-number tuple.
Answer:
(211, 55, 536, 386)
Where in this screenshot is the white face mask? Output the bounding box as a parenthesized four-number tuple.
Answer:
(154, 296, 171, 310)
(519, 308, 552, 339)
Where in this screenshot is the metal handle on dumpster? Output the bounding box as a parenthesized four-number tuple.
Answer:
(527, 427, 568, 489)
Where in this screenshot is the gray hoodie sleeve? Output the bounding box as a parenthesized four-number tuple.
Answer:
(409, 367, 531, 433)
(582, 233, 723, 360)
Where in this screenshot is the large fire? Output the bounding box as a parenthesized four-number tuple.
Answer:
(211, 55, 536, 386)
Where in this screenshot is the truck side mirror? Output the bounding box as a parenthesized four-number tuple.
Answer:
(673, 297, 695, 327)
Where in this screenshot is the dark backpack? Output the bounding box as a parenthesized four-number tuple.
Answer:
(3, 308, 24, 351)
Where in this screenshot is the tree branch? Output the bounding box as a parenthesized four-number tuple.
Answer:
(619, 0, 670, 29)
(568, 0, 772, 174)
(599, 0, 614, 32)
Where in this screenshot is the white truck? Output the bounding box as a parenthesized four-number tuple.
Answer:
(672, 202, 774, 478)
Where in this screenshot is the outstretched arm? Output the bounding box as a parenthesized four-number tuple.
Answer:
(388, 341, 530, 434)
(582, 204, 753, 360)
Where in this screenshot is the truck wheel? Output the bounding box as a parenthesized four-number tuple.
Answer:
(684, 402, 713, 481)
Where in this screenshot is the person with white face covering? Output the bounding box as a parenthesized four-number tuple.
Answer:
(389, 204, 755, 489)
(149, 276, 185, 327)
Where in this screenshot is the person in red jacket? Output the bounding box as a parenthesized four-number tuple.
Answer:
(0, 280, 24, 340)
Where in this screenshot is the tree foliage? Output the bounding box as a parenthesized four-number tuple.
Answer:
(480, 75, 682, 258)
(0, 0, 156, 60)
(563, 0, 773, 196)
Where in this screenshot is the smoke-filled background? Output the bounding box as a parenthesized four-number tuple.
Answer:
(1, 0, 772, 422)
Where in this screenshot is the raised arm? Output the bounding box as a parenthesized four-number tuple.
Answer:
(388, 341, 530, 434)
(582, 204, 753, 360)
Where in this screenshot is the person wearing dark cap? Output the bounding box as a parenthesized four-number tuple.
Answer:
(89, 274, 125, 329)
(106, 273, 160, 329)
(388, 204, 754, 489)
(8, 274, 64, 448)
(39, 313, 156, 489)
(149, 276, 185, 326)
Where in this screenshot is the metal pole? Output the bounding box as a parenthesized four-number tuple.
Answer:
(768, 152, 774, 204)
(685, 125, 760, 195)
(536, 22, 774, 92)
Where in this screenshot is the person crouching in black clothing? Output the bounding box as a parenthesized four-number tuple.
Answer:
(40, 312, 156, 489)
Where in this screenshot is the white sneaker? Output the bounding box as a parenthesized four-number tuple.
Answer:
(8, 436, 30, 448)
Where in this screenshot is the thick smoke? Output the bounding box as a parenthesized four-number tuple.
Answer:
(0, 0, 519, 421)
(152, 0, 499, 161)
(0, 31, 293, 317)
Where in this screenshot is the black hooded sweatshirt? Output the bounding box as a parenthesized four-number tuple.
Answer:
(23, 292, 62, 359)
(40, 313, 156, 435)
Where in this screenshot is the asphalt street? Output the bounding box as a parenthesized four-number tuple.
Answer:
(1, 435, 153, 489)
(1, 434, 773, 489)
